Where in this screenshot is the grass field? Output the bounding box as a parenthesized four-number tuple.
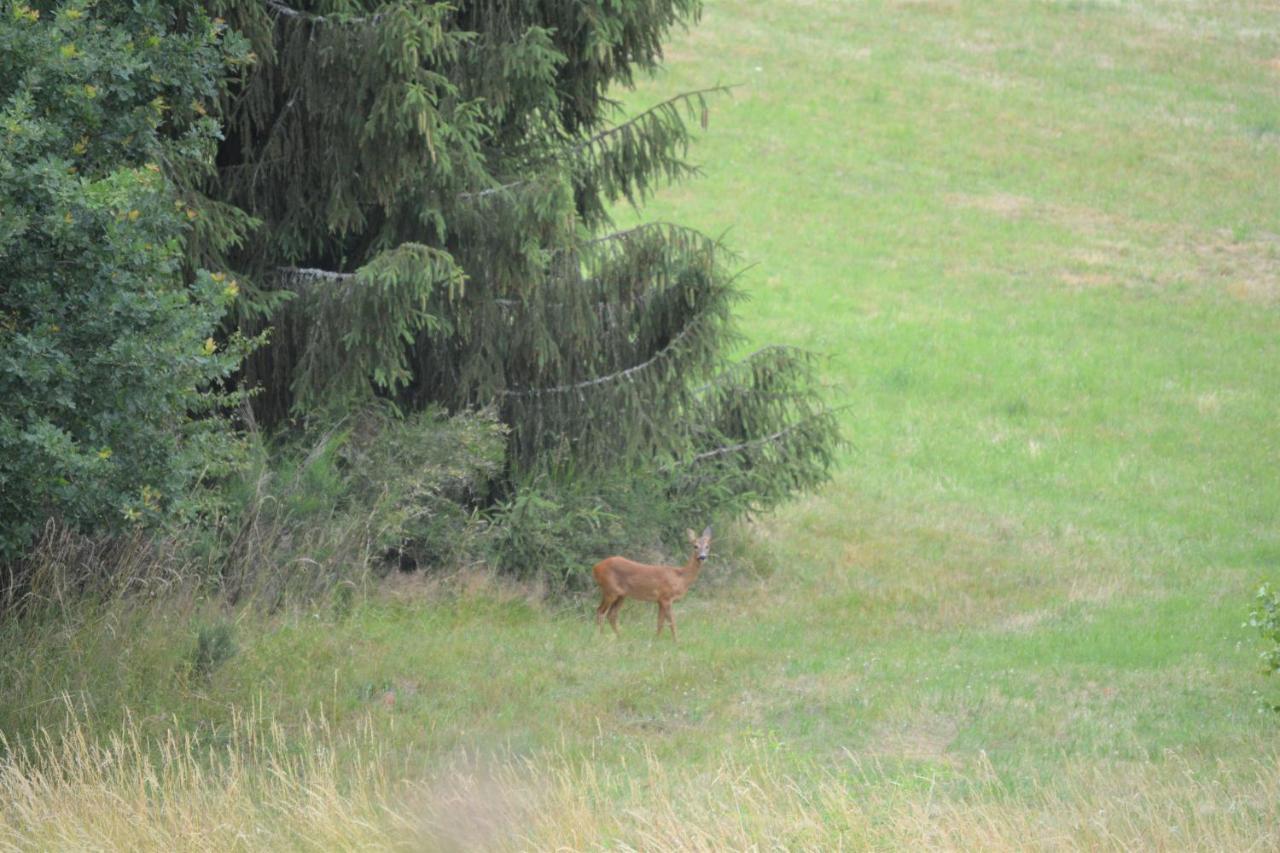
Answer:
(4, 0, 1280, 848)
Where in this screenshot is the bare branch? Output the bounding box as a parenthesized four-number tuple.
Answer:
(251, 92, 298, 190)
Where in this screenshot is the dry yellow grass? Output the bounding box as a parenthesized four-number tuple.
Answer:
(3, 712, 1278, 851)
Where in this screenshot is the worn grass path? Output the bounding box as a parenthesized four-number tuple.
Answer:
(4, 0, 1280, 847)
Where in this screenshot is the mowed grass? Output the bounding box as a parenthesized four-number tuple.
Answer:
(5, 0, 1280, 847)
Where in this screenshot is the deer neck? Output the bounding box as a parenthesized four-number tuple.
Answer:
(676, 552, 703, 589)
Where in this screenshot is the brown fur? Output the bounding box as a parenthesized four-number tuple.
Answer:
(592, 527, 711, 641)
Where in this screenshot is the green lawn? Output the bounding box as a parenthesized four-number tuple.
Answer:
(619, 0, 1280, 765)
(4, 0, 1280, 847)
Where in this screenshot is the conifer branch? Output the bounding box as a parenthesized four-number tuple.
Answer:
(251, 92, 298, 190)
(453, 86, 730, 208)
(686, 422, 810, 464)
(566, 86, 730, 158)
(587, 220, 697, 246)
(456, 180, 524, 201)
(264, 1, 388, 26)
(278, 266, 354, 283)
(688, 344, 806, 395)
(501, 316, 702, 397)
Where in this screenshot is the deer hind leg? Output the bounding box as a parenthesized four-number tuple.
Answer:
(606, 596, 624, 636)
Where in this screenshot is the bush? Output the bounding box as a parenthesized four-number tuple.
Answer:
(189, 620, 236, 680)
(1248, 583, 1280, 703)
(341, 406, 507, 569)
(205, 407, 507, 604)
(0, 2, 252, 563)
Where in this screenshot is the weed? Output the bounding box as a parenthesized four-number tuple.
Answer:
(189, 622, 236, 681)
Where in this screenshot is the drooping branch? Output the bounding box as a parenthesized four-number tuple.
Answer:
(453, 88, 730, 215)
(279, 266, 354, 283)
(686, 422, 808, 464)
(500, 314, 702, 397)
(264, 0, 389, 26)
(456, 180, 524, 201)
(683, 408, 846, 465)
(687, 344, 804, 395)
(565, 86, 728, 158)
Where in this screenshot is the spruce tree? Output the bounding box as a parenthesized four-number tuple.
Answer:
(201, 1, 839, 540)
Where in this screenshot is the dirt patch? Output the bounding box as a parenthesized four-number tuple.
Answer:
(1195, 391, 1223, 415)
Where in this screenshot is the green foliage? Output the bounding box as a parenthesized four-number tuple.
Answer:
(486, 477, 625, 588)
(672, 346, 844, 517)
(189, 620, 236, 679)
(0, 1, 252, 563)
(1248, 584, 1280, 704)
(200, 0, 839, 560)
(207, 407, 505, 603)
(248, 246, 465, 424)
(340, 405, 506, 568)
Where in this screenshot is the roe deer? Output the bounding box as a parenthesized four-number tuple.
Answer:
(593, 526, 712, 641)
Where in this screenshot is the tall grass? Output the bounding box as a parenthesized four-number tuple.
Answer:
(3, 711, 1278, 851)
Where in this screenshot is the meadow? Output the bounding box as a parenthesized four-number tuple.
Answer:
(4, 0, 1280, 847)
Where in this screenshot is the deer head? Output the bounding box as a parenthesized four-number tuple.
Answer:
(686, 526, 712, 562)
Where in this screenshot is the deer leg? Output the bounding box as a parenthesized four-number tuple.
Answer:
(596, 594, 613, 633)
(606, 597, 623, 636)
(657, 601, 675, 639)
(667, 603, 678, 642)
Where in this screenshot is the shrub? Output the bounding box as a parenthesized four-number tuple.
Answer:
(205, 407, 507, 604)
(340, 406, 507, 571)
(189, 620, 236, 680)
(1248, 583, 1280, 706)
(0, 2, 252, 563)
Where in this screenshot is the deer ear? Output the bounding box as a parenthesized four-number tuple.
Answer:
(686, 528, 697, 544)
(701, 526, 712, 540)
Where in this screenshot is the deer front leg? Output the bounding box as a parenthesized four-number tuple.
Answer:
(657, 601, 676, 641)
(598, 594, 622, 635)
(606, 597, 623, 636)
(596, 595, 612, 633)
